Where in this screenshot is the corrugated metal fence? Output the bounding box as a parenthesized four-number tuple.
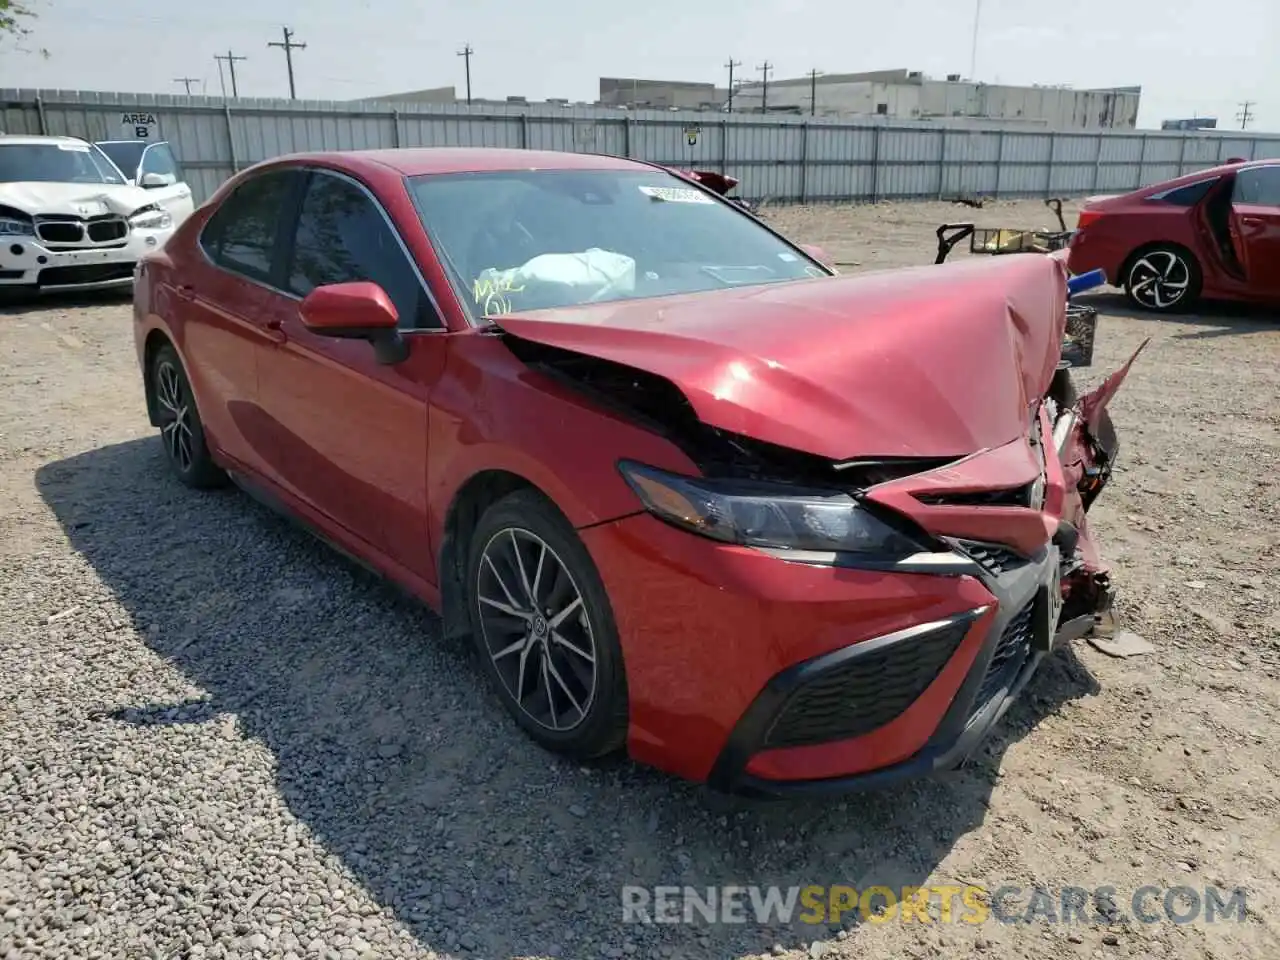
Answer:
(5, 88, 1279, 206)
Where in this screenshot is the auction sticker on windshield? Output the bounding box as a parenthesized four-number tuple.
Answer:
(638, 185, 713, 204)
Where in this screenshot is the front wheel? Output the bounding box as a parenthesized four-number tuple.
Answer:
(1124, 245, 1200, 313)
(464, 489, 629, 761)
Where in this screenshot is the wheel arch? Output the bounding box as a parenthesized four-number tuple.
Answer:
(438, 469, 553, 641)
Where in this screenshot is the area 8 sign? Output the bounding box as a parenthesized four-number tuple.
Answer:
(120, 111, 159, 140)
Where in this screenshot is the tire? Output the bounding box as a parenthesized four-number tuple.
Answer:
(1123, 244, 1201, 313)
(465, 488, 628, 760)
(149, 343, 227, 489)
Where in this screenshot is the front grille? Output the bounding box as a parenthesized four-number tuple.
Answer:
(762, 621, 969, 749)
(87, 217, 127, 242)
(969, 600, 1035, 719)
(38, 263, 135, 287)
(36, 221, 84, 244)
(956, 540, 1029, 576)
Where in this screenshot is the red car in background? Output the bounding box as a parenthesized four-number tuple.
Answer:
(1067, 159, 1280, 312)
(133, 147, 1137, 795)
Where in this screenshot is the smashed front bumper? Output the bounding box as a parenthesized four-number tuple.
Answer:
(0, 227, 172, 291)
(707, 540, 1072, 797)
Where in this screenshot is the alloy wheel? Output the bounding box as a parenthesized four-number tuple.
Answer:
(155, 360, 194, 473)
(1128, 250, 1190, 310)
(475, 528, 598, 732)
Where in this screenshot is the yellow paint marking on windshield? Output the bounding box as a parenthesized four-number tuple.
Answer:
(473, 274, 525, 316)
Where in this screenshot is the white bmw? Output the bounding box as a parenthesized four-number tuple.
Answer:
(0, 134, 178, 294)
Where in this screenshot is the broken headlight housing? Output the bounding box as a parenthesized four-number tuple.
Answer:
(618, 461, 923, 554)
(0, 216, 34, 237)
(129, 205, 173, 231)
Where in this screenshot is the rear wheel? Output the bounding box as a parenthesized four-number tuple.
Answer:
(465, 489, 629, 760)
(149, 344, 227, 489)
(1123, 245, 1200, 313)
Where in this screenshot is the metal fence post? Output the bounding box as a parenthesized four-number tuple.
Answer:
(937, 128, 947, 199)
(622, 115, 631, 158)
(870, 125, 881, 203)
(720, 117, 728, 175)
(799, 121, 809, 204)
(994, 130, 1005, 198)
(1177, 134, 1187, 176)
(224, 104, 239, 173)
(1092, 135, 1102, 192)
(35, 95, 48, 135)
(1045, 132, 1056, 197)
(520, 113, 530, 150)
(391, 109, 401, 148)
(1138, 133, 1149, 189)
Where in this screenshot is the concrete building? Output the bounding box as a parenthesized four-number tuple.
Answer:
(351, 86, 457, 105)
(598, 77, 726, 111)
(730, 69, 1141, 129)
(1162, 117, 1218, 130)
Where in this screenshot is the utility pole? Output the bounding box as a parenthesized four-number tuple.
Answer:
(457, 43, 474, 106)
(173, 77, 200, 95)
(807, 68, 822, 116)
(724, 58, 741, 113)
(757, 61, 772, 114)
(970, 0, 982, 80)
(268, 26, 306, 100)
(215, 50, 247, 98)
(1236, 100, 1255, 130)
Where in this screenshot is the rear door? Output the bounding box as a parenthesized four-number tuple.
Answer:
(138, 143, 196, 225)
(1231, 165, 1280, 298)
(252, 168, 447, 580)
(180, 168, 304, 478)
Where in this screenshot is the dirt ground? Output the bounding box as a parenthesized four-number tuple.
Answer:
(1, 199, 1278, 960)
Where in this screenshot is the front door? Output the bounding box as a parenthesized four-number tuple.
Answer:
(1231, 165, 1280, 299)
(253, 168, 446, 582)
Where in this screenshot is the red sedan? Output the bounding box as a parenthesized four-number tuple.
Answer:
(133, 148, 1134, 795)
(1067, 159, 1280, 312)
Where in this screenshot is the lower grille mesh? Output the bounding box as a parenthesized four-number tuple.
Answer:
(969, 600, 1036, 718)
(762, 621, 969, 749)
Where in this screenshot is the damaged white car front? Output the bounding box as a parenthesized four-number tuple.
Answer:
(0, 135, 177, 294)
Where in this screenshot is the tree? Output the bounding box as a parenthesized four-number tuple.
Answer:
(0, 0, 46, 55)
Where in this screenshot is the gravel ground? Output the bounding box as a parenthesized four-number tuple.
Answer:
(2, 199, 1279, 960)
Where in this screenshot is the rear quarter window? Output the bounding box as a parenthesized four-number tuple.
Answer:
(1149, 179, 1217, 206)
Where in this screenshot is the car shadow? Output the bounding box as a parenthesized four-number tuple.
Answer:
(1078, 290, 1280, 340)
(0, 287, 133, 315)
(36, 437, 1100, 959)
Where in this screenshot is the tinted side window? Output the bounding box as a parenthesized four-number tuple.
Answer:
(141, 143, 184, 184)
(287, 172, 436, 329)
(200, 171, 296, 282)
(1233, 167, 1280, 206)
(1155, 179, 1216, 206)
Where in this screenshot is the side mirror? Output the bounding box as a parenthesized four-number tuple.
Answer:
(298, 281, 408, 365)
(140, 171, 176, 188)
(799, 244, 834, 269)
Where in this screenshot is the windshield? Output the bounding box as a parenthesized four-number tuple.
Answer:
(408, 169, 826, 321)
(95, 141, 146, 179)
(0, 142, 127, 185)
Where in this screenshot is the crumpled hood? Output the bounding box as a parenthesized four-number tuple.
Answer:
(493, 254, 1068, 461)
(0, 180, 155, 217)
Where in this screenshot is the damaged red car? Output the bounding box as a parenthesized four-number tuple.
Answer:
(133, 148, 1140, 795)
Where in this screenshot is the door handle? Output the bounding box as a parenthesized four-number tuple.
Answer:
(175, 284, 196, 302)
(1240, 216, 1264, 226)
(264, 318, 288, 344)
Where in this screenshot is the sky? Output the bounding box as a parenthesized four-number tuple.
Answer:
(0, 0, 1275, 131)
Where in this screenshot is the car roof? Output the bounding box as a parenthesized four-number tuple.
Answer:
(0, 134, 91, 147)
(277, 147, 650, 177)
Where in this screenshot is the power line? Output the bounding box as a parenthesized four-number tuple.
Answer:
(457, 43, 474, 106)
(1236, 100, 1255, 130)
(268, 26, 307, 101)
(173, 77, 200, 95)
(724, 59, 742, 113)
(807, 69, 823, 116)
(757, 61, 772, 114)
(214, 50, 247, 99)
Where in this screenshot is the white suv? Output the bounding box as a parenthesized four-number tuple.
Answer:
(0, 134, 178, 294)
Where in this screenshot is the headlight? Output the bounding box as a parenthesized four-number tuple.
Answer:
(129, 208, 173, 230)
(618, 461, 924, 554)
(0, 217, 34, 237)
